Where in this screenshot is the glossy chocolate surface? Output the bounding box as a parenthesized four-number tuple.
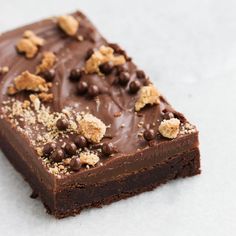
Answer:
(0, 11, 198, 187)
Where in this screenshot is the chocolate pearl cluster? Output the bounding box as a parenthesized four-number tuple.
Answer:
(68, 47, 150, 102)
(42, 134, 89, 166)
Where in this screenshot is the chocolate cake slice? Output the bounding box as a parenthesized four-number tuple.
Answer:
(0, 11, 200, 218)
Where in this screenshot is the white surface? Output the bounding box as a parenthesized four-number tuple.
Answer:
(0, 0, 236, 235)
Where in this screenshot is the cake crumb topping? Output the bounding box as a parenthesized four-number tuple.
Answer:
(36, 52, 57, 74)
(85, 45, 126, 74)
(58, 15, 79, 36)
(16, 30, 44, 58)
(23, 30, 44, 46)
(29, 94, 41, 111)
(0, 66, 9, 75)
(13, 71, 49, 93)
(78, 114, 106, 143)
(135, 85, 160, 111)
(79, 152, 100, 166)
(7, 85, 17, 95)
(38, 92, 54, 102)
(158, 118, 180, 139)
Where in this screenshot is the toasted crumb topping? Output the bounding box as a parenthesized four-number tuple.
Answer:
(78, 114, 106, 143)
(85, 45, 126, 74)
(38, 92, 54, 102)
(23, 30, 44, 46)
(17, 39, 38, 58)
(16, 30, 44, 58)
(135, 85, 160, 111)
(179, 122, 197, 135)
(36, 52, 57, 74)
(0, 66, 9, 75)
(13, 71, 48, 92)
(58, 15, 79, 36)
(158, 118, 180, 139)
(29, 94, 41, 111)
(7, 85, 17, 95)
(22, 100, 31, 109)
(79, 152, 100, 166)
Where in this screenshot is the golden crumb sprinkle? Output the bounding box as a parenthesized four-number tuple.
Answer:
(36, 52, 57, 74)
(85, 45, 126, 74)
(22, 100, 31, 109)
(29, 94, 41, 111)
(58, 15, 79, 36)
(0, 66, 9, 75)
(38, 92, 54, 102)
(79, 152, 100, 166)
(78, 114, 106, 143)
(16, 30, 44, 58)
(14, 71, 48, 92)
(7, 85, 17, 95)
(135, 85, 160, 111)
(23, 30, 44, 46)
(158, 118, 180, 139)
(17, 39, 38, 58)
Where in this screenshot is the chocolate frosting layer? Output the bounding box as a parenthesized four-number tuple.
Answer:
(0, 11, 198, 186)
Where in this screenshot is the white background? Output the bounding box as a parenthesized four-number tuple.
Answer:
(0, 0, 236, 235)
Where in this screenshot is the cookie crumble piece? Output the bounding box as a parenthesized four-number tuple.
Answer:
(12, 71, 49, 93)
(135, 85, 160, 111)
(79, 152, 100, 166)
(78, 114, 106, 143)
(38, 92, 54, 102)
(58, 15, 79, 36)
(36, 52, 57, 74)
(158, 118, 180, 139)
(85, 45, 126, 74)
(16, 30, 44, 58)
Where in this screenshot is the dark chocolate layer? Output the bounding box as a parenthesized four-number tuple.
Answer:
(0, 12, 198, 183)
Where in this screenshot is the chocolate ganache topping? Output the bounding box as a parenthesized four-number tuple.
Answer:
(0, 12, 196, 176)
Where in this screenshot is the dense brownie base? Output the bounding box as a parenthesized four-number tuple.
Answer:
(0, 131, 200, 218)
(53, 148, 200, 218)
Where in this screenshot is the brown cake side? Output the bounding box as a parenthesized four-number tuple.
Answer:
(0, 11, 200, 218)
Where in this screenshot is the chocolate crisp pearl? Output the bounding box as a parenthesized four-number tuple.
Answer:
(108, 43, 121, 53)
(74, 135, 87, 148)
(85, 48, 95, 60)
(64, 142, 77, 156)
(77, 81, 88, 94)
(99, 62, 113, 75)
(136, 70, 146, 79)
(88, 85, 99, 97)
(43, 142, 56, 156)
(163, 112, 175, 120)
(115, 64, 126, 75)
(143, 129, 156, 141)
(56, 118, 69, 131)
(69, 68, 82, 82)
(102, 142, 114, 155)
(39, 69, 55, 82)
(129, 80, 141, 93)
(70, 157, 81, 171)
(51, 149, 64, 162)
(119, 72, 130, 86)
